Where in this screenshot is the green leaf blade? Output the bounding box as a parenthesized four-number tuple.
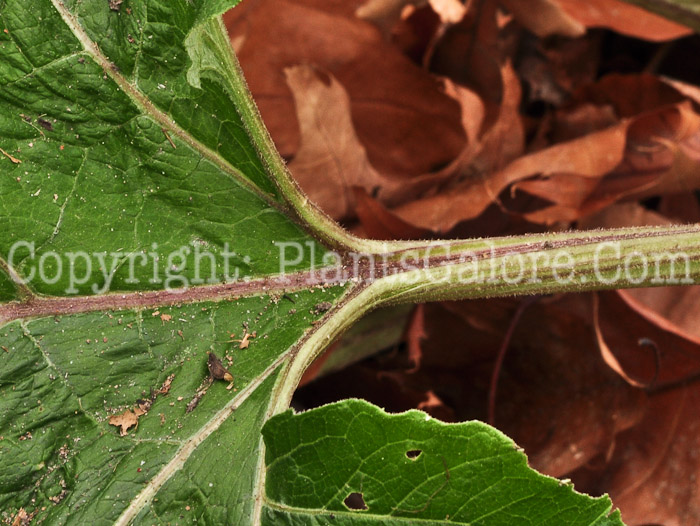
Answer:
(0, 0, 323, 298)
(262, 400, 624, 526)
(0, 284, 347, 524)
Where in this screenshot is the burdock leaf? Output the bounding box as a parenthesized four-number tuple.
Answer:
(262, 400, 623, 526)
(0, 0, 633, 524)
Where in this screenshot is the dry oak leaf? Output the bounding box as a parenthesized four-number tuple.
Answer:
(594, 289, 700, 392)
(431, 296, 644, 480)
(108, 407, 144, 436)
(496, 295, 645, 479)
(286, 66, 487, 222)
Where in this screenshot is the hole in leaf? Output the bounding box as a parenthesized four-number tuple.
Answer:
(344, 492, 368, 511)
(406, 449, 423, 460)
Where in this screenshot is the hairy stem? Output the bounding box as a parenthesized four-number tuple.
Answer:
(618, 0, 700, 31)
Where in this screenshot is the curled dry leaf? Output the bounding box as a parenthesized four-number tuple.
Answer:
(499, 0, 585, 38)
(481, 73, 700, 226)
(355, 0, 428, 35)
(507, 122, 630, 223)
(390, 61, 524, 232)
(583, 202, 700, 344)
(594, 290, 700, 390)
(286, 65, 493, 223)
(587, 290, 700, 525)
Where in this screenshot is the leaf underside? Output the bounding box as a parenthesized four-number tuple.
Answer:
(262, 400, 622, 526)
(0, 0, 625, 524)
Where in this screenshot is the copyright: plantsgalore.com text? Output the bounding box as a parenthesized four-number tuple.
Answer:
(4, 240, 695, 295)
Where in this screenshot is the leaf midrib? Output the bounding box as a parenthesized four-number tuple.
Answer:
(0, 266, 345, 325)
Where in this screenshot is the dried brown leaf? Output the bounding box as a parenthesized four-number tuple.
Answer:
(512, 98, 700, 224)
(404, 304, 426, 373)
(389, 62, 524, 232)
(582, 383, 700, 525)
(286, 65, 401, 219)
(499, 0, 585, 38)
(583, 202, 700, 344)
(225, 0, 465, 178)
(583, 290, 700, 523)
(352, 187, 429, 239)
(356, 0, 428, 34)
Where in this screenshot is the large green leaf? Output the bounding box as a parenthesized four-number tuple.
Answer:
(0, 0, 639, 524)
(262, 400, 623, 526)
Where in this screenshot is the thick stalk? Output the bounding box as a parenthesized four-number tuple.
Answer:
(274, 223, 700, 407)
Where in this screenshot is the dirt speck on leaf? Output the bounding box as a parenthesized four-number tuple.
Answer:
(0, 147, 21, 164)
(231, 331, 254, 349)
(11, 508, 34, 526)
(37, 118, 53, 132)
(109, 408, 143, 436)
(314, 302, 333, 315)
